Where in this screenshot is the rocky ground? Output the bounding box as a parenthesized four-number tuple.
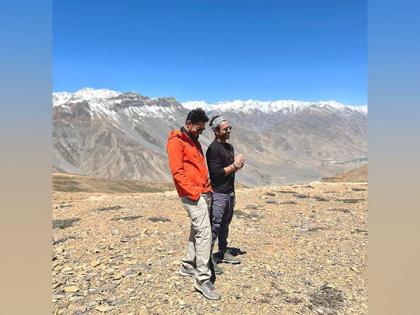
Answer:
(52, 181, 367, 314)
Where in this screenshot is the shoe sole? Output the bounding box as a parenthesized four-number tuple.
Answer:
(220, 259, 241, 264)
(180, 269, 221, 276)
(194, 283, 221, 300)
(213, 254, 241, 264)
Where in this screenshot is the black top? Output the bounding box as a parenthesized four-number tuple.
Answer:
(206, 140, 235, 193)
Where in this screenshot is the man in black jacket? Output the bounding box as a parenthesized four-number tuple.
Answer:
(206, 115, 245, 272)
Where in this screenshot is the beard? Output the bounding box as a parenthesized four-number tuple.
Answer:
(181, 126, 200, 141)
(189, 132, 199, 140)
(217, 133, 230, 142)
(221, 133, 230, 140)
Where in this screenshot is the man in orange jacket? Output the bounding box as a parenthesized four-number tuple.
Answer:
(166, 108, 221, 300)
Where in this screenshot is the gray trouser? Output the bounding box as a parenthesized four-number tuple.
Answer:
(211, 191, 235, 253)
(180, 193, 212, 284)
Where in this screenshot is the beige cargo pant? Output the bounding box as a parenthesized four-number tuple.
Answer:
(181, 193, 212, 284)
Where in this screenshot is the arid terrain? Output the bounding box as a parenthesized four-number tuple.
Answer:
(52, 174, 367, 314)
(53, 88, 367, 186)
(322, 165, 367, 183)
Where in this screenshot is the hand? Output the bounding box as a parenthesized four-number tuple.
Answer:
(234, 154, 245, 164)
(233, 160, 245, 170)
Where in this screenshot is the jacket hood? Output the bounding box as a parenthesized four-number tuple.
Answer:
(168, 129, 182, 141)
(168, 128, 193, 143)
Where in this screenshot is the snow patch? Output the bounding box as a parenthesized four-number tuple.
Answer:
(53, 88, 121, 107)
(182, 99, 367, 115)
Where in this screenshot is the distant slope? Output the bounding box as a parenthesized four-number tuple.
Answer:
(322, 164, 368, 182)
(53, 88, 367, 186)
(53, 173, 175, 193)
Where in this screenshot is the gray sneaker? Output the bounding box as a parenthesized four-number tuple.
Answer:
(210, 256, 223, 274)
(194, 280, 221, 300)
(179, 266, 197, 278)
(216, 251, 241, 264)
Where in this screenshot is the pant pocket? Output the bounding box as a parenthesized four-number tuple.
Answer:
(212, 193, 228, 208)
(183, 196, 207, 220)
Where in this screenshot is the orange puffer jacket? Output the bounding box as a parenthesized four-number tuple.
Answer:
(167, 129, 212, 201)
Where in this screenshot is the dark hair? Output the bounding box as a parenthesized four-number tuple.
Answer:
(209, 115, 221, 131)
(186, 108, 209, 124)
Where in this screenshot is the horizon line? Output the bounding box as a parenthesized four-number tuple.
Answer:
(53, 87, 367, 107)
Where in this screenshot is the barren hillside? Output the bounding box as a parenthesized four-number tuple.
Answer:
(53, 181, 367, 314)
(53, 173, 174, 194)
(322, 165, 368, 183)
(53, 89, 367, 186)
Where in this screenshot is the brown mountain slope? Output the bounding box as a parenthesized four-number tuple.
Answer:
(53, 91, 367, 186)
(322, 164, 368, 182)
(53, 173, 174, 193)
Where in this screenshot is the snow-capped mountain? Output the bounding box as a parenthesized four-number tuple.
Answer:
(53, 88, 367, 186)
(182, 99, 367, 115)
(53, 88, 122, 107)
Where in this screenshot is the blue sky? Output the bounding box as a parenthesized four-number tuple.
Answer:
(53, 0, 367, 104)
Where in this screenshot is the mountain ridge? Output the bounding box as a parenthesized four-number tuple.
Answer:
(53, 88, 367, 186)
(53, 88, 367, 114)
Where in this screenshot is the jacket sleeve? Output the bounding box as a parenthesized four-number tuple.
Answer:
(206, 146, 226, 182)
(167, 138, 202, 201)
